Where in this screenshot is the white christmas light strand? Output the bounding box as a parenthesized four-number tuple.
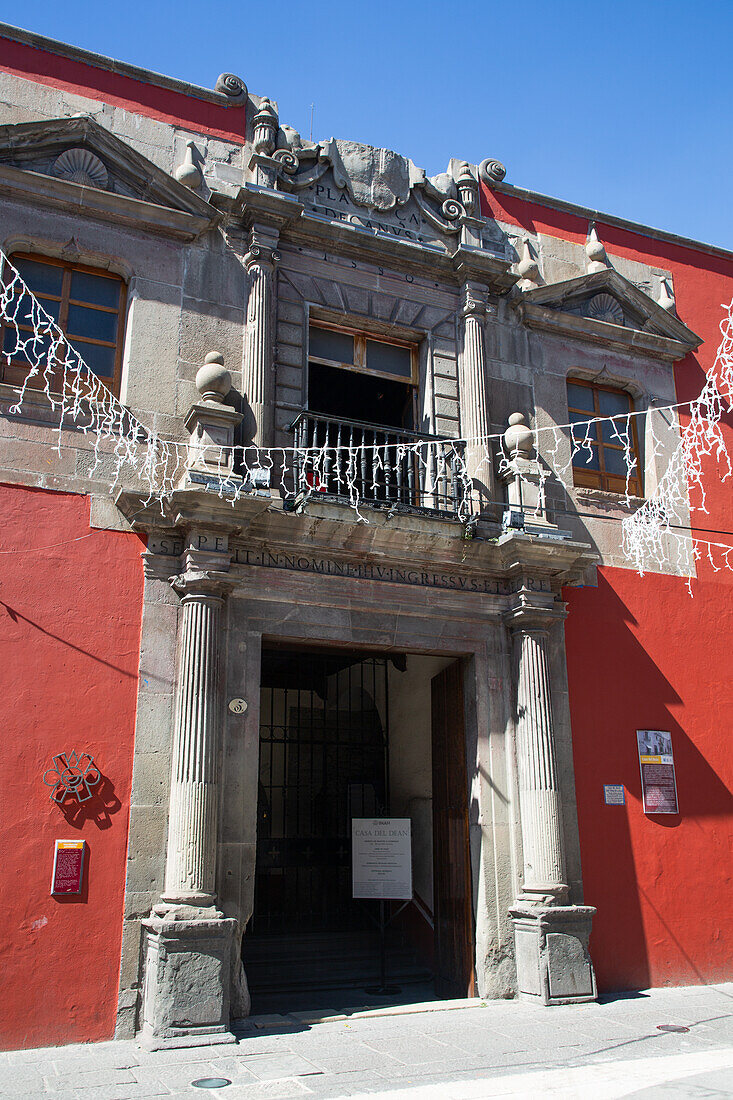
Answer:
(1, 250, 732, 580)
(622, 298, 733, 578)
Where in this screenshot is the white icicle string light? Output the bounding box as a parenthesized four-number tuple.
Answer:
(2, 249, 733, 576)
(622, 298, 733, 578)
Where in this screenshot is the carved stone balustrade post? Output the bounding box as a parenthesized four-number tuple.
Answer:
(243, 227, 280, 447)
(505, 596, 596, 1005)
(140, 547, 236, 1049)
(458, 281, 494, 508)
(500, 412, 555, 528)
(184, 352, 242, 482)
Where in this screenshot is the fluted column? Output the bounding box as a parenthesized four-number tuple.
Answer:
(243, 227, 280, 447)
(513, 626, 568, 904)
(458, 281, 494, 507)
(162, 571, 228, 906)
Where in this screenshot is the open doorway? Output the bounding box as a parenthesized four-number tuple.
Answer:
(242, 644, 475, 1015)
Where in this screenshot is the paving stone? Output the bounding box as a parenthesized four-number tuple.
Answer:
(241, 1051, 324, 1081)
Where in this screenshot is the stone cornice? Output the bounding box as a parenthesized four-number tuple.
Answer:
(0, 164, 216, 242)
(225, 184, 517, 291)
(116, 488, 597, 591)
(0, 22, 245, 108)
(514, 297, 695, 363)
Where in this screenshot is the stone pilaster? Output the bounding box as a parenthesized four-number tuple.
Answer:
(505, 597, 596, 1005)
(458, 281, 494, 508)
(243, 227, 280, 446)
(140, 550, 237, 1049)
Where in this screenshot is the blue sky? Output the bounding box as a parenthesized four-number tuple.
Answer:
(7, 1, 732, 249)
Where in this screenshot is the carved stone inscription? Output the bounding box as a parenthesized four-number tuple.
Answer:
(147, 538, 553, 596)
(232, 546, 512, 593)
(305, 183, 442, 247)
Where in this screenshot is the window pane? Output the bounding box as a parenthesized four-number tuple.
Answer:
(13, 258, 63, 297)
(3, 326, 56, 365)
(573, 444, 600, 470)
(366, 339, 412, 379)
(67, 303, 118, 343)
(603, 447, 630, 476)
(70, 270, 121, 308)
(12, 295, 60, 327)
(569, 411, 598, 439)
(598, 388, 631, 418)
(74, 340, 116, 378)
(309, 327, 354, 364)
(567, 381, 595, 412)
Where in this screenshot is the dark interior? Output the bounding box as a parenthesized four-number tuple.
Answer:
(308, 361, 414, 430)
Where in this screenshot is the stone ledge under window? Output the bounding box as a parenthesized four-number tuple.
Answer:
(574, 486, 644, 510)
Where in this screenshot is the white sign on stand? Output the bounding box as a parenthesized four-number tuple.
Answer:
(352, 818, 412, 900)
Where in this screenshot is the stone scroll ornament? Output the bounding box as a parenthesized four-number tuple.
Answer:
(0, 249, 732, 584)
(43, 751, 102, 804)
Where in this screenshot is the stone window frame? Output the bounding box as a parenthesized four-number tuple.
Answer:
(1, 251, 128, 399)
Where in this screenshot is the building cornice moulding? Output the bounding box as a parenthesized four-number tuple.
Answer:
(0, 22, 245, 108)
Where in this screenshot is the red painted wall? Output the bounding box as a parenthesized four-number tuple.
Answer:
(0, 35, 247, 143)
(0, 484, 144, 1049)
(479, 183, 733, 989)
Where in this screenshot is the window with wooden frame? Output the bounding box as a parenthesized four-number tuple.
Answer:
(567, 378, 642, 496)
(1, 254, 127, 398)
(307, 323, 417, 430)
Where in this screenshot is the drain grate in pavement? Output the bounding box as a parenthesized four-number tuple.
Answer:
(657, 1024, 690, 1033)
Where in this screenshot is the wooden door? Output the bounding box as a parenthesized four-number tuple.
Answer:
(431, 661, 476, 998)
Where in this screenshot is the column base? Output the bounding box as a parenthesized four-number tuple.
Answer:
(510, 903, 597, 1005)
(140, 909, 238, 1048)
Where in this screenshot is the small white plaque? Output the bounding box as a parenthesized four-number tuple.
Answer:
(603, 784, 625, 805)
(352, 818, 412, 900)
(228, 698, 247, 714)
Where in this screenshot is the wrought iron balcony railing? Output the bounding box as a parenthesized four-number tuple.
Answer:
(289, 411, 470, 518)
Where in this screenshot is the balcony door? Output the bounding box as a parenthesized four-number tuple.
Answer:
(307, 324, 416, 431)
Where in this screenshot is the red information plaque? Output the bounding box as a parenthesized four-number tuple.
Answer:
(51, 840, 86, 895)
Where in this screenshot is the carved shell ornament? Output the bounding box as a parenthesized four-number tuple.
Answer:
(53, 147, 108, 189)
(587, 293, 624, 325)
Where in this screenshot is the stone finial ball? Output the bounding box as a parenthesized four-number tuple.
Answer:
(196, 351, 231, 402)
(504, 412, 534, 458)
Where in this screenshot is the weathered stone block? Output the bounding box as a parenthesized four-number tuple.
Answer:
(140, 913, 237, 1047)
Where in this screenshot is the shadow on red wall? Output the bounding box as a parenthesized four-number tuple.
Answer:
(565, 569, 733, 992)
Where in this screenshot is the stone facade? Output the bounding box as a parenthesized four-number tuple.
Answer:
(0, 24, 723, 1049)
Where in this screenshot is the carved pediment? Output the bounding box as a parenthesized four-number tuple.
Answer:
(247, 127, 507, 257)
(514, 269, 701, 362)
(0, 116, 218, 238)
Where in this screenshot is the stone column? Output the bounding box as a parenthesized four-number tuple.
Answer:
(243, 226, 280, 447)
(140, 552, 237, 1049)
(162, 573, 226, 905)
(458, 281, 495, 509)
(512, 623, 568, 905)
(506, 598, 596, 1005)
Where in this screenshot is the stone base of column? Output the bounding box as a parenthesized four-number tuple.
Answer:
(139, 908, 238, 1050)
(510, 904, 597, 1006)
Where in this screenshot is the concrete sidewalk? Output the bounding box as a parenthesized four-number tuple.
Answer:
(2, 983, 732, 1100)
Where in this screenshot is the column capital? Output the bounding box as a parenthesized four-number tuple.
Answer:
(459, 280, 488, 320)
(169, 549, 233, 600)
(245, 225, 281, 273)
(504, 587, 567, 633)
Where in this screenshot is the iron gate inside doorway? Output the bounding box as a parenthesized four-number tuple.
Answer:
(253, 648, 389, 935)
